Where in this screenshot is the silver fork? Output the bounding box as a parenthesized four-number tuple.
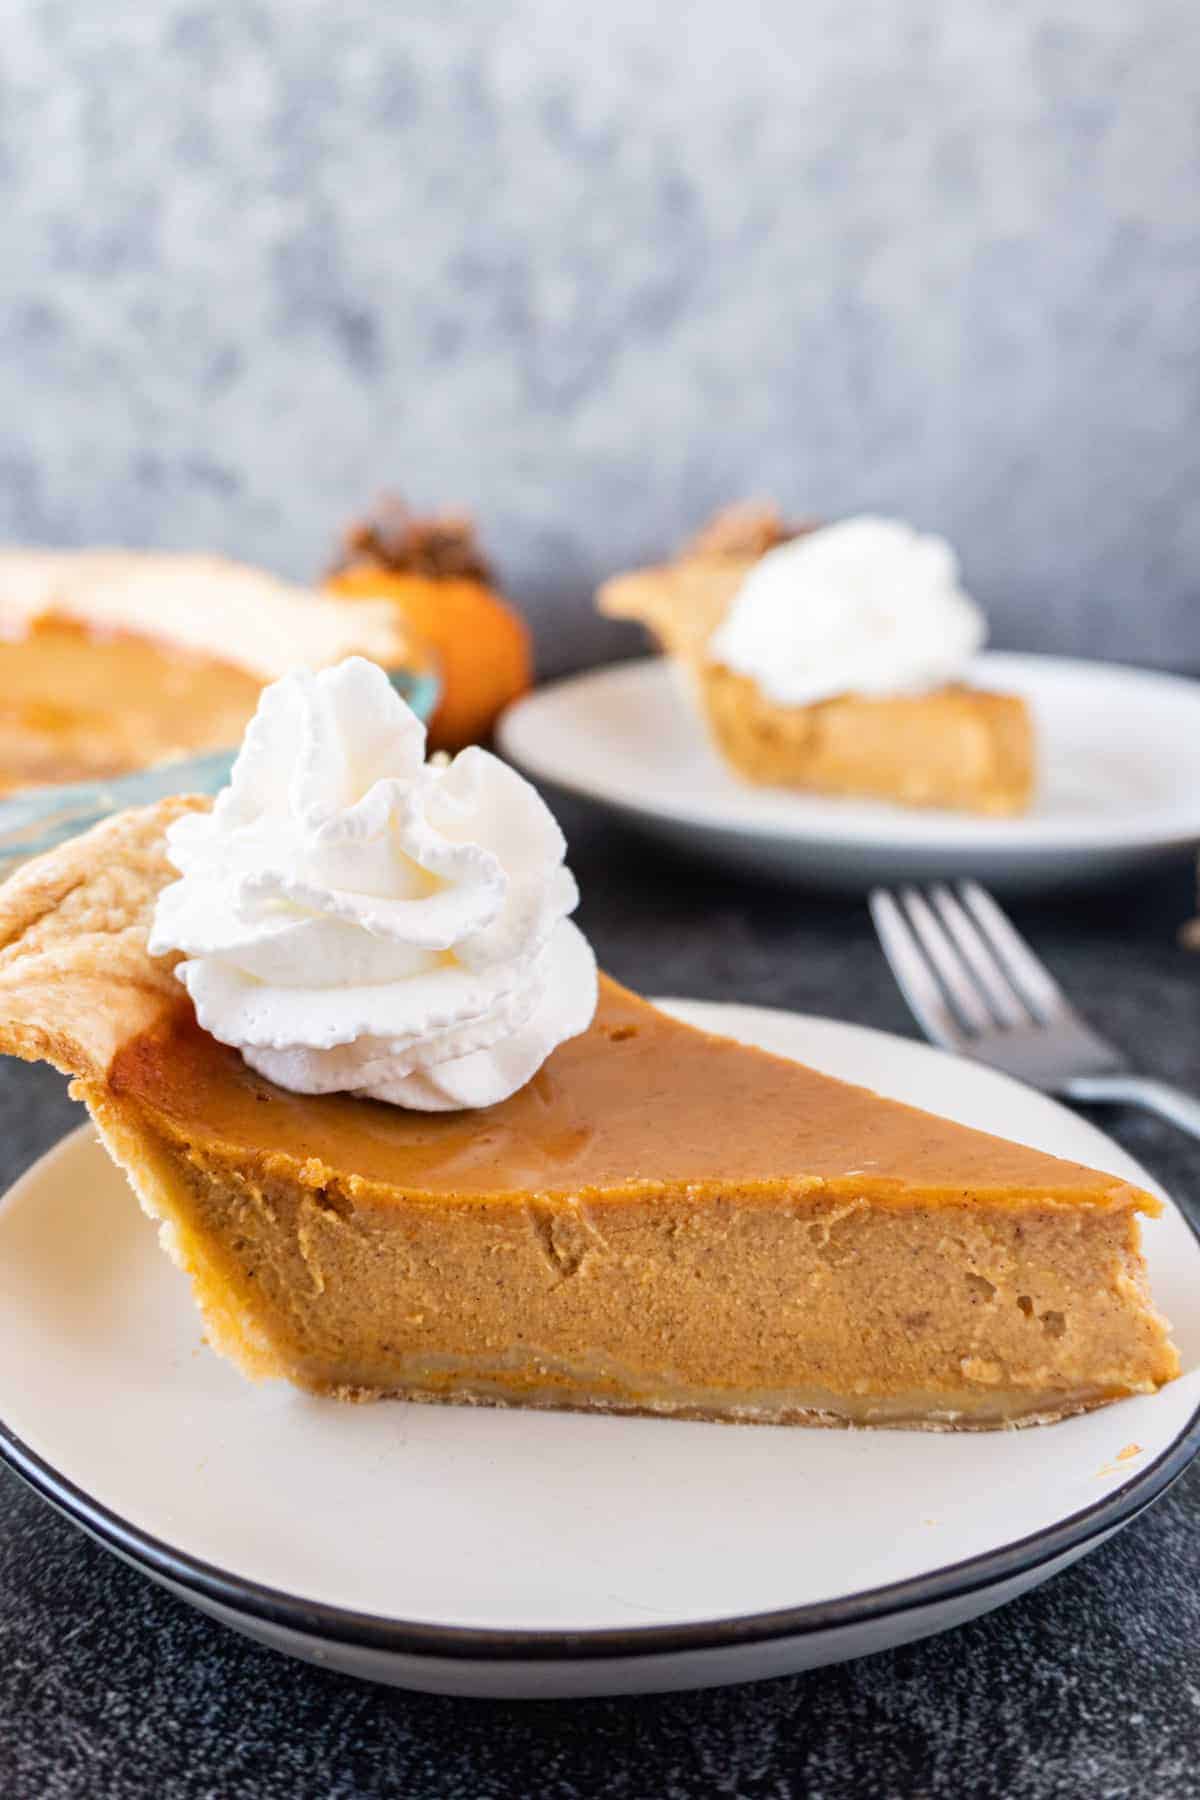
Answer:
(869, 881, 1200, 1142)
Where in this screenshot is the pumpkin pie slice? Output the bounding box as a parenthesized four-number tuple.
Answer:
(0, 550, 413, 794)
(599, 504, 1034, 816)
(0, 798, 1176, 1428)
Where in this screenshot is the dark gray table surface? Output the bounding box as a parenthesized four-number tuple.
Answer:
(2, 795, 1199, 1800)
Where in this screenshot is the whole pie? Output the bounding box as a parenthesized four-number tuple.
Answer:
(0, 550, 412, 794)
(599, 504, 1035, 816)
(0, 797, 1176, 1429)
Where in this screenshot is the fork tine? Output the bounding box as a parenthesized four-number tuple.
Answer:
(929, 885, 1032, 1029)
(897, 887, 994, 1033)
(958, 881, 1066, 1022)
(867, 889, 967, 1051)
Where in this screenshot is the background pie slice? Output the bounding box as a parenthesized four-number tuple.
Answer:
(0, 799, 1177, 1428)
(599, 504, 1035, 816)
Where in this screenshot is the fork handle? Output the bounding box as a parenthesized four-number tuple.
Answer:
(1061, 1073, 1200, 1143)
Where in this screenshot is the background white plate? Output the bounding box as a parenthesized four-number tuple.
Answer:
(1, 1001, 1198, 1699)
(498, 655, 1200, 892)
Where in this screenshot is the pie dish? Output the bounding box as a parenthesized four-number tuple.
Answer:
(0, 550, 412, 794)
(599, 504, 1035, 816)
(0, 796, 1176, 1430)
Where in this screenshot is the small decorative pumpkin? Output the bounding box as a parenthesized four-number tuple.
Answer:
(325, 496, 532, 752)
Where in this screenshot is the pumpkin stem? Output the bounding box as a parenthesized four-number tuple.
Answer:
(330, 493, 493, 585)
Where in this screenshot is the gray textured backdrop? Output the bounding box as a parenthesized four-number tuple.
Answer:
(1, 1, 1197, 675)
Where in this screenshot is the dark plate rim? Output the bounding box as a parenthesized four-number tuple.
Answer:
(4, 1407, 1198, 1662)
(4, 1384, 1198, 1664)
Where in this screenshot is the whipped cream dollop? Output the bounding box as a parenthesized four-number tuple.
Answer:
(708, 516, 986, 707)
(149, 657, 597, 1111)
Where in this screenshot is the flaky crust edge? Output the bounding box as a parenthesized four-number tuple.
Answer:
(0, 795, 206, 1082)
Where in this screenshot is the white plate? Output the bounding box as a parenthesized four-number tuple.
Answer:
(498, 655, 1200, 892)
(1, 1001, 1198, 1700)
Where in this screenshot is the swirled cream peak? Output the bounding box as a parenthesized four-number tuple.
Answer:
(709, 516, 986, 706)
(148, 657, 597, 1111)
